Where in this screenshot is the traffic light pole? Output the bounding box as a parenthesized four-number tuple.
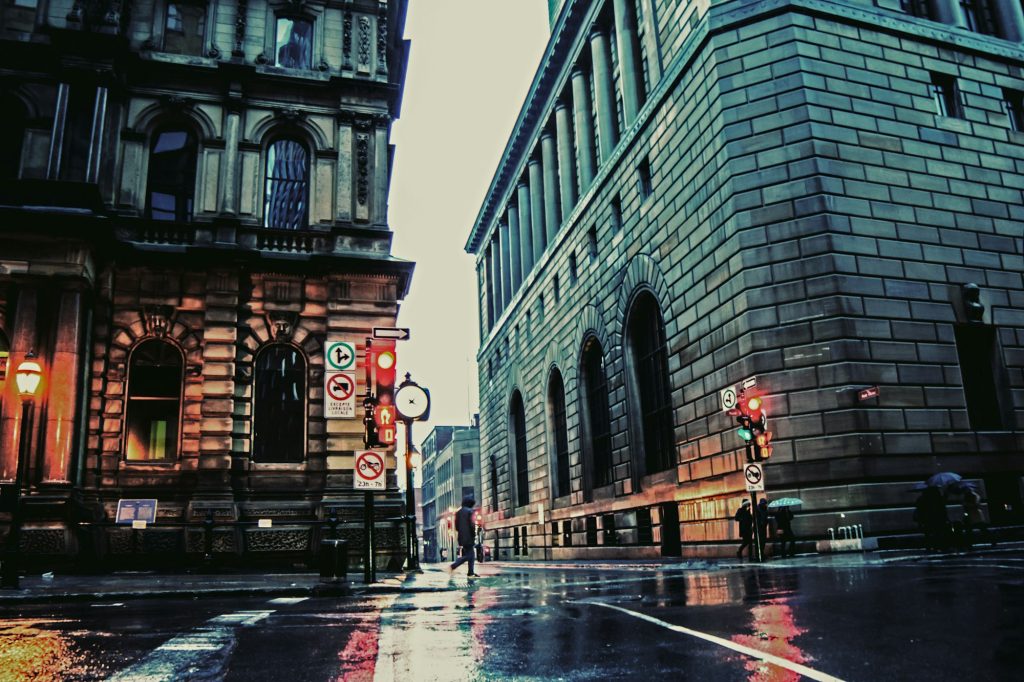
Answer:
(745, 441, 764, 563)
(403, 418, 420, 571)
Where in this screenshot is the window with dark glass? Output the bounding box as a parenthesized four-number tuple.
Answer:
(1, 96, 25, 180)
(1003, 89, 1024, 132)
(276, 17, 313, 69)
(930, 72, 961, 118)
(959, 0, 996, 34)
(582, 337, 613, 488)
(263, 138, 309, 230)
(147, 127, 198, 222)
(511, 391, 529, 507)
(954, 325, 1013, 430)
(164, 2, 207, 55)
(548, 369, 570, 499)
(611, 196, 622, 233)
(489, 455, 498, 510)
(253, 344, 306, 463)
(637, 158, 652, 200)
(900, 0, 931, 18)
(628, 292, 674, 475)
(61, 86, 96, 182)
(462, 486, 475, 501)
(125, 340, 183, 461)
(587, 224, 598, 259)
(461, 453, 473, 472)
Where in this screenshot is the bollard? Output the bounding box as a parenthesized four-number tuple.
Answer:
(327, 508, 339, 539)
(828, 528, 835, 540)
(319, 539, 349, 582)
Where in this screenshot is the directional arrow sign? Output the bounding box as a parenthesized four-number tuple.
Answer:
(372, 327, 411, 341)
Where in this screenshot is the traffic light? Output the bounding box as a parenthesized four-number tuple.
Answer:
(755, 431, 773, 460)
(363, 395, 380, 448)
(373, 342, 397, 408)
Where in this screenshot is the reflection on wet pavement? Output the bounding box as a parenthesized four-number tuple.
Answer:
(0, 618, 90, 681)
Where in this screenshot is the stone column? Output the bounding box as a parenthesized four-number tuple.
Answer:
(930, 0, 967, 28)
(517, 182, 534, 276)
(477, 262, 488, 338)
(638, 0, 662, 84)
(499, 220, 513, 307)
(46, 83, 70, 180)
(373, 117, 389, 225)
(589, 27, 619, 161)
(336, 115, 353, 221)
(0, 288, 38, 484)
(197, 272, 237, 495)
(541, 131, 560, 244)
(612, 0, 642, 125)
(490, 233, 503, 314)
(554, 102, 578, 221)
(42, 290, 83, 484)
(483, 246, 495, 329)
(993, 0, 1024, 42)
(85, 86, 108, 184)
(219, 110, 241, 215)
(571, 68, 597, 190)
(507, 204, 522, 292)
(528, 158, 546, 260)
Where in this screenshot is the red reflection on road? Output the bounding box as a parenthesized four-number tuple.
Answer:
(333, 612, 381, 682)
(732, 599, 809, 682)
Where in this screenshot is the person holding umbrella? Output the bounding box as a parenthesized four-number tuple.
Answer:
(769, 498, 802, 557)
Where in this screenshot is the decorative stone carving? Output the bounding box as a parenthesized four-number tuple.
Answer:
(256, 52, 270, 65)
(343, 11, 353, 69)
(266, 311, 298, 340)
(355, 133, 369, 206)
(963, 283, 985, 323)
(245, 529, 311, 552)
(274, 107, 306, 124)
(233, 0, 248, 57)
(208, 44, 222, 59)
(377, 3, 388, 75)
(160, 94, 195, 112)
(358, 15, 372, 67)
(143, 305, 173, 337)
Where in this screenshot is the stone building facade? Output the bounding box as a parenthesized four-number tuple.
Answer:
(466, 0, 1023, 559)
(0, 0, 414, 568)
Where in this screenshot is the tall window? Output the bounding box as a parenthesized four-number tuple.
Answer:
(276, 17, 313, 69)
(60, 86, 96, 182)
(959, 0, 996, 34)
(930, 72, 961, 118)
(147, 127, 198, 222)
(900, 0, 931, 18)
(253, 344, 306, 463)
(164, 2, 207, 55)
(125, 340, 183, 461)
(548, 369, 571, 499)
(461, 453, 474, 472)
(263, 138, 309, 230)
(510, 391, 529, 507)
(581, 337, 613, 489)
(627, 292, 674, 476)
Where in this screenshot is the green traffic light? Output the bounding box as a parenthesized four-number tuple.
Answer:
(737, 427, 753, 441)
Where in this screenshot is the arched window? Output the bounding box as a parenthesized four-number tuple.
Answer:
(253, 344, 306, 463)
(147, 126, 198, 222)
(548, 369, 571, 499)
(626, 292, 674, 476)
(1, 95, 26, 180)
(263, 138, 309, 230)
(510, 390, 529, 507)
(580, 337, 613, 492)
(125, 340, 183, 461)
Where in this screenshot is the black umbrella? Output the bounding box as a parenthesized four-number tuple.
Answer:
(926, 472, 962, 489)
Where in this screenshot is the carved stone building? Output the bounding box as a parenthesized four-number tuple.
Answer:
(0, 0, 414, 567)
(467, 0, 1023, 559)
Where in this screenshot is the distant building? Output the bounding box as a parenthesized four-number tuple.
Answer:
(0, 0, 414, 568)
(419, 420, 480, 562)
(466, 0, 1023, 559)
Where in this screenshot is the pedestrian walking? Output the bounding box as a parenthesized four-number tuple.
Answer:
(773, 506, 796, 557)
(914, 487, 950, 551)
(756, 499, 771, 558)
(961, 487, 991, 547)
(734, 499, 754, 559)
(449, 497, 479, 577)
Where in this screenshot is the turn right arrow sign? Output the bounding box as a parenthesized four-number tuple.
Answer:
(372, 327, 411, 340)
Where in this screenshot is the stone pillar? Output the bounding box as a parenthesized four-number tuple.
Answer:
(336, 115, 353, 221)
(373, 117, 389, 225)
(85, 86, 108, 184)
(219, 110, 241, 215)
(507, 204, 522, 292)
(198, 272, 237, 494)
(499, 220, 513, 307)
(483, 246, 495, 330)
(554, 102, 578, 221)
(490, 234, 503, 315)
(930, 0, 967, 28)
(541, 132, 560, 244)
(42, 290, 83, 484)
(528, 158, 546, 260)
(612, 0, 642, 124)
(477, 262, 488, 338)
(46, 83, 70, 180)
(638, 0, 662, 84)
(517, 182, 534, 276)
(354, 119, 372, 223)
(571, 68, 597, 190)
(993, 0, 1024, 42)
(589, 27, 619, 161)
(0, 288, 38, 484)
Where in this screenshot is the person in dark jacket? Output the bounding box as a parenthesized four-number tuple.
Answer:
(756, 499, 771, 558)
(734, 499, 754, 559)
(774, 506, 796, 557)
(449, 497, 479, 577)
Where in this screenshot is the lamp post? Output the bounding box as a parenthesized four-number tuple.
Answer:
(394, 373, 430, 572)
(2, 351, 43, 589)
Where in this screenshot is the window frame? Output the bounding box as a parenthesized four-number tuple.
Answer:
(580, 336, 614, 495)
(930, 72, 962, 118)
(547, 368, 571, 500)
(252, 343, 308, 465)
(262, 136, 311, 230)
(510, 390, 530, 508)
(161, 0, 209, 56)
(123, 339, 185, 464)
(625, 291, 675, 479)
(261, 2, 326, 73)
(146, 124, 200, 222)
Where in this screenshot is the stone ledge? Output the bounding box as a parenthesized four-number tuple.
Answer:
(815, 537, 880, 552)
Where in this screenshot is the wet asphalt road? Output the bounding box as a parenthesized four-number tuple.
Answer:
(1, 549, 1022, 681)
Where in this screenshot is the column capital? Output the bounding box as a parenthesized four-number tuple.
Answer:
(554, 100, 569, 112)
(589, 25, 607, 41)
(540, 130, 555, 141)
(571, 66, 588, 80)
(528, 157, 542, 167)
(517, 180, 530, 189)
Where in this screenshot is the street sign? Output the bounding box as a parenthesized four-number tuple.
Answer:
(858, 386, 880, 401)
(720, 386, 738, 412)
(116, 499, 158, 525)
(744, 463, 764, 492)
(325, 340, 357, 371)
(372, 327, 410, 341)
(354, 450, 387, 490)
(325, 372, 356, 418)
(742, 377, 757, 390)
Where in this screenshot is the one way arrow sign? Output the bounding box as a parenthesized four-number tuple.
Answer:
(373, 327, 411, 341)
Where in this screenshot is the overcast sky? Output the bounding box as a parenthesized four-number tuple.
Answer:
(389, 1, 550, 447)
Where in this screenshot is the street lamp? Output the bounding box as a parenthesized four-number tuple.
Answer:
(2, 350, 43, 589)
(395, 373, 430, 572)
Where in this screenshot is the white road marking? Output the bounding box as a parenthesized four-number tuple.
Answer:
(107, 610, 273, 681)
(268, 597, 309, 605)
(575, 600, 847, 682)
